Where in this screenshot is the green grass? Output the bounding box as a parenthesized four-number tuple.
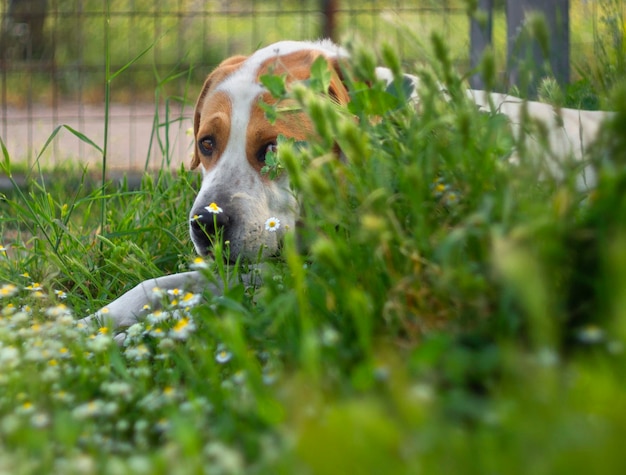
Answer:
(2, 31, 626, 474)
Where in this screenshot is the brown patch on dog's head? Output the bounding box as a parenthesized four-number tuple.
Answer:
(191, 55, 247, 170)
(242, 50, 350, 177)
(256, 50, 350, 105)
(193, 91, 233, 172)
(245, 92, 314, 176)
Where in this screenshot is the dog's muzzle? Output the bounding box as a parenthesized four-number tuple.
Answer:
(190, 206, 232, 256)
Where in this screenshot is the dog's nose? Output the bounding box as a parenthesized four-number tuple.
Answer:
(190, 207, 231, 248)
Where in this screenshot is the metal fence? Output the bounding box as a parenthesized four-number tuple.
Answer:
(0, 0, 469, 170)
(0, 0, 608, 171)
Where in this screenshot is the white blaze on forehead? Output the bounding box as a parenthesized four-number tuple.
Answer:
(207, 40, 348, 175)
(214, 40, 348, 109)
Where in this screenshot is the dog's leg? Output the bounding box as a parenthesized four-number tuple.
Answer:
(79, 271, 217, 330)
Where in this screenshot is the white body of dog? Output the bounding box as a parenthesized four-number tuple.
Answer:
(84, 39, 610, 330)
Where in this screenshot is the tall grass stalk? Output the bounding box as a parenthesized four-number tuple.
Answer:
(101, 0, 112, 239)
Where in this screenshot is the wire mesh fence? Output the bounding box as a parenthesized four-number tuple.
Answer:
(0, 0, 469, 171)
(0, 0, 613, 172)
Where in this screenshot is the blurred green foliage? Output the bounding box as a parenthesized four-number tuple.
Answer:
(1, 3, 626, 473)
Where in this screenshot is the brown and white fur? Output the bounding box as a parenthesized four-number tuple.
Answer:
(82, 39, 609, 330)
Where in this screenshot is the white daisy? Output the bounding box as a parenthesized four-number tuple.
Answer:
(0, 283, 19, 298)
(205, 203, 223, 214)
(265, 217, 280, 232)
(215, 347, 232, 364)
(190, 256, 208, 270)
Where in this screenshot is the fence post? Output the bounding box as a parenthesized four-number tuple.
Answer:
(5, 0, 50, 60)
(321, 0, 338, 41)
(506, 0, 570, 96)
(469, 0, 494, 89)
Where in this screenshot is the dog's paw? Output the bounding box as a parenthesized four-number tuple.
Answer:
(113, 332, 127, 346)
(76, 311, 131, 347)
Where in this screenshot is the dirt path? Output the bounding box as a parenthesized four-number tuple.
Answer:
(0, 102, 194, 172)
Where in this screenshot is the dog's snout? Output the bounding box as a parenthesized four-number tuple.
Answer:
(190, 207, 231, 251)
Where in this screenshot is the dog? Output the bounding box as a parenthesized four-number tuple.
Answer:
(82, 39, 610, 331)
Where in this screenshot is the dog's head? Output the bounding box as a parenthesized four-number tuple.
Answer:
(189, 40, 350, 261)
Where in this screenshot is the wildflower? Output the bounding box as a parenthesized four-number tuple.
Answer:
(167, 288, 182, 298)
(149, 327, 166, 339)
(432, 179, 447, 197)
(190, 256, 208, 270)
(262, 371, 277, 386)
(151, 287, 164, 299)
(170, 317, 196, 340)
(53, 391, 74, 404)
(20, 272, 29, 278)
(54, 289, 67, 300)
(410, 383, 435, 403)
(232, 370, 246, 384)
(138, 391, 164, 411)
(179, 292, 201, 308)
(444, 192, 459, 206)
(190, 214, 202, 223)
(44, 304, 72, 318)
(205, 202, 223, 214)
(265, 217, 280, 232)
(72, 400, 105, 420)
(607, 340, 624, 355)
(41, 365, 60, 383)
(155, 418, 171, 433)
(0, 283, 18, 298)
(374, 364, 390, 381)
(158, 337, 175, 352)
(31, 412, 50, 428)
(87, 334, 112, 353)
(25, 282, 43, 291)
(125, 344, 150, 361)
(135, 419, 149, 433)
(101, 381, 133, 400)
(1, 303, 17, 316)
(17, 401, 35, 415)
(536, 347, 559, 367)
(215, 347, 232, 364)
(126, 323, 145, 339)
(0, 345, 20, 369)
(321, 326, 340, 346)
(179, 396, 213, 415)
(204, 441, 244, 474)
(116, 419, 130, 432)
(162, 386, 176, 399)
(147, 309, 170, 324)
(576, 325, 605, 345)
(0, 245, 7, 256)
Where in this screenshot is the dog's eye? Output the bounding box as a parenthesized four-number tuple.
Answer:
(198, 136, 215, 156)
(258, 142, 277, 163)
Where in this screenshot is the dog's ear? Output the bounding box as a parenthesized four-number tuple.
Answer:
(326, 57, 351, 105)
(191, 55, 248, 170)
